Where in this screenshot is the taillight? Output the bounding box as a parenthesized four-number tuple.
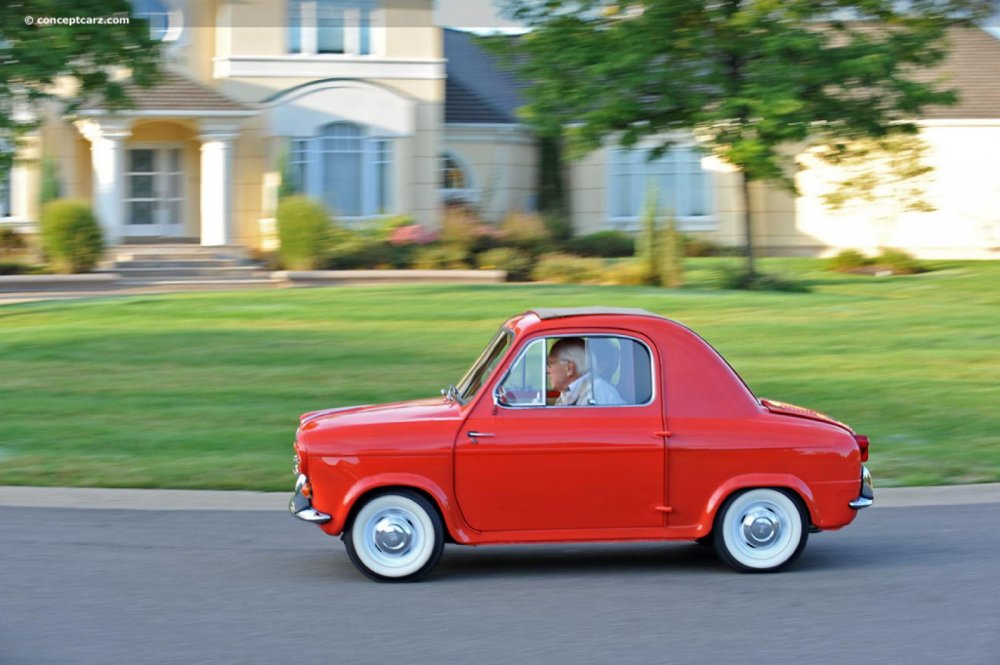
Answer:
(293, 441, 309, 476)
(854, 434, 870, 462)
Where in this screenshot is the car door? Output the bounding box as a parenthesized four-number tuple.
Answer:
(455, 333, 666, 533)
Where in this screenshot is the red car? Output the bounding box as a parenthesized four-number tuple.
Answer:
(290, 308, 873, 581)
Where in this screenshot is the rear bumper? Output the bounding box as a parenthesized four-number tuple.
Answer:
(289, 474, 331, 524)
(848, 465, 874, 509)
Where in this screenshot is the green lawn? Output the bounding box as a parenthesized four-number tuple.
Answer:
(1, 258, 997, 490)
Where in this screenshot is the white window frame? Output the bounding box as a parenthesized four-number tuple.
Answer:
(130, 0, 184, 42)
(0, 163, 12, 219)
(290, 122, 394, 221)
(288, 0, 377, 56)
(607, 144, 715, 232)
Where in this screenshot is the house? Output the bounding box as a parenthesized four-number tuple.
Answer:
(1, 2, 998, 260)
(3, 1, 477, 248)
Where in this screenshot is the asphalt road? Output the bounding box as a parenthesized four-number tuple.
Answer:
(2, 503, 999, 665)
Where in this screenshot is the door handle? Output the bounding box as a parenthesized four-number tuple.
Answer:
(467, 431, 495, 444)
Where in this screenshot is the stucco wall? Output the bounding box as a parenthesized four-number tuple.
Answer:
(444, 127, 537, 222)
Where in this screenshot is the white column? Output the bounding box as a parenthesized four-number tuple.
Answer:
(75, 120, 131, 244)
(199, 131, 238, 246)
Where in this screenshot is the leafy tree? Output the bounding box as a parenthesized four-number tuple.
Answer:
(501, 0, 991, 278)
(0, 0, 162, 171)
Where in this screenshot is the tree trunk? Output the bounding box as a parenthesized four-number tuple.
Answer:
(739, 171, 756, 277)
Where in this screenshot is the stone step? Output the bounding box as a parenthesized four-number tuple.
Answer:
(116, 279, 282, 291)
(108, 245, 251, 262)
(110, 267, 268, 280)
(110, 259, 246, 270)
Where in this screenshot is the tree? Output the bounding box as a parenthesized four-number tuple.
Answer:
(0, 0, 163, 171)
(501, 0, 991, 279)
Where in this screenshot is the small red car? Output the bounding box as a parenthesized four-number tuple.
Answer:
(290, 308, 873, 581)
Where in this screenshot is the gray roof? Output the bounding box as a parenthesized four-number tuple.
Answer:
(444, 29, 526, 125)
(922, 28, 1000, 119)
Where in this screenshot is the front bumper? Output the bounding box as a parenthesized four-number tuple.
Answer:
(289, 474, 331, 524)
(848, 465, 874, 509)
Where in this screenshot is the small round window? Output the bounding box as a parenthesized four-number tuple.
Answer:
(131, 0, 182, 42)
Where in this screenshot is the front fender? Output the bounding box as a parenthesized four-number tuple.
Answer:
(318, 471, 474, 543)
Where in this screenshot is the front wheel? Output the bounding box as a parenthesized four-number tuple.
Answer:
(344, 490, 444, 582)
(714, 488, 808, 573)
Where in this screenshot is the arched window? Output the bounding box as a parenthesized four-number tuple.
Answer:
(289, 121, 393, 218)
(441, 151, 475, 202)
(130, 0, 180, 41)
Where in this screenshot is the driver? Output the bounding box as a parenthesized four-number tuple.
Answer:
(546, 338, 625, 406)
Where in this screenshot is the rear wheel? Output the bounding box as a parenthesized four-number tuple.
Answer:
(344, 491, 444, 582)
(714, 488, 808, 573)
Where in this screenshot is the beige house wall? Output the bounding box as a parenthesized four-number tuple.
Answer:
(444, 127, 537, 222)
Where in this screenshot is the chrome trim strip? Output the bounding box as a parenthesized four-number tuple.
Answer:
(289, 473, 331, 524)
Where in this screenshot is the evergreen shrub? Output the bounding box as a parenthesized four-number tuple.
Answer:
(39, 200, 104, 273)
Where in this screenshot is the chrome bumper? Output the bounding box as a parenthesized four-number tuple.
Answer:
(289, 474, 331, 524)
(849, 465, 874, 509)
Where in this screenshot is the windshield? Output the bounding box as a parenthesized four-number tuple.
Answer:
(455, 328, 513, 402)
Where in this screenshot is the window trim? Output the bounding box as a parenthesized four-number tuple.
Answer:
(606, 145, 716, 232)
(288, 0, 378, 57)
(288, 121, 394, 220)
(494, 333, 657, 410)
(130, 0, 184, 42)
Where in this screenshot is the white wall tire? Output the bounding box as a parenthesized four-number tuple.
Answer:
(714, 488, 808, 573)
(344, 491, 444, 582)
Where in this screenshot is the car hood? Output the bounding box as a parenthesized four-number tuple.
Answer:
(760, 398, 854, 433)
(300, 397, 463, 430)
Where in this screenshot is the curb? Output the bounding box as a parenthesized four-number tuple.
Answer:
(1, 483, 998, 512)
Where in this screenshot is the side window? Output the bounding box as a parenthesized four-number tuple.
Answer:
(497, 338, 546, 406)
(497, 335, 653, 408)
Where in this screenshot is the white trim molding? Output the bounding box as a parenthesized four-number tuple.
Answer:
(213, 55, 446, 80)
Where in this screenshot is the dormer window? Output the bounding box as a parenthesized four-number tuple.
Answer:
(130, 0, 182, 42)
(289, 0, 375, 56)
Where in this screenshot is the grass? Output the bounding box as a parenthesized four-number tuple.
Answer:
(1, 258, 997, 490)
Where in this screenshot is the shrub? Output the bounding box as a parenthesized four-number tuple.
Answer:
(499, 212, 551, 252)
(828, 249, 872, 272)
(0, 261, 34, 275)
(567, 231, 635, 258)
(542, 214, 573, 244)
(660, 215, 684, 288)
(717, 266, 811, 292)
(39, 200, 104, 273)
(276, 196, 330, 270)
(0, 228, 27, 257)
(531, 252, 606, 284)
(439, 206, 498, 256)
(411, 245, 470, 270)
(683, 235, 732, 257)
(875, 248, 925, 275)
(476, 247, 534, 282)
(601, 260, 648, 286)
(326, 233, 396, 269)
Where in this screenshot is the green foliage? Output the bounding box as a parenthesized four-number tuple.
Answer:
(716, 265, 810, 293)
(0, 0, 163, 172)
(542, 213, 573, 245)
(0, 228, 27, 257)
(601, 260, 648, 286)
(828, 249, 873, 272)
(439, 207, 497, 258)
(326, 233, 396, 270)
(39, 157, 62, 207)
(276, 196, 330, 270)
(276, 146, 298, 200)
(567, 231, 635, 258)
(411, 245, 470, 270)
(500, 0, 990, 275)
(875, 249, 926, 275)
(531, 252, 606, 284)
(476, 247, 534, 282)
(499, 211, 552, 253)
(39, 200, 104, 273)
(0, 260, 35, 275)
(660, 214, 684, 288)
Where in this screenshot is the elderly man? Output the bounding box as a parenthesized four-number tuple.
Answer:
(546, 337, 626, 406)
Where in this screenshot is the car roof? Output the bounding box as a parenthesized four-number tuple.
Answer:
(529, 307, 666, 321)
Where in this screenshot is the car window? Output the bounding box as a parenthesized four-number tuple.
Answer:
(457, 328, 512, 401)
(497, 335, 653, 407)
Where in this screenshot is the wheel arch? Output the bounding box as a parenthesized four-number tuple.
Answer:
(702, 474, 817, 533)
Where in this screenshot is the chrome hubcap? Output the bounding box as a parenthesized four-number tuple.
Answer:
(370, 511, 415, 557)
(741, 507, 781, 548)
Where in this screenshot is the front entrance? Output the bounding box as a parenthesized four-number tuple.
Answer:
(125, 146, 185, 237)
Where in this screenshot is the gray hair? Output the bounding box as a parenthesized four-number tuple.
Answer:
(551, 337, 587, 372)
